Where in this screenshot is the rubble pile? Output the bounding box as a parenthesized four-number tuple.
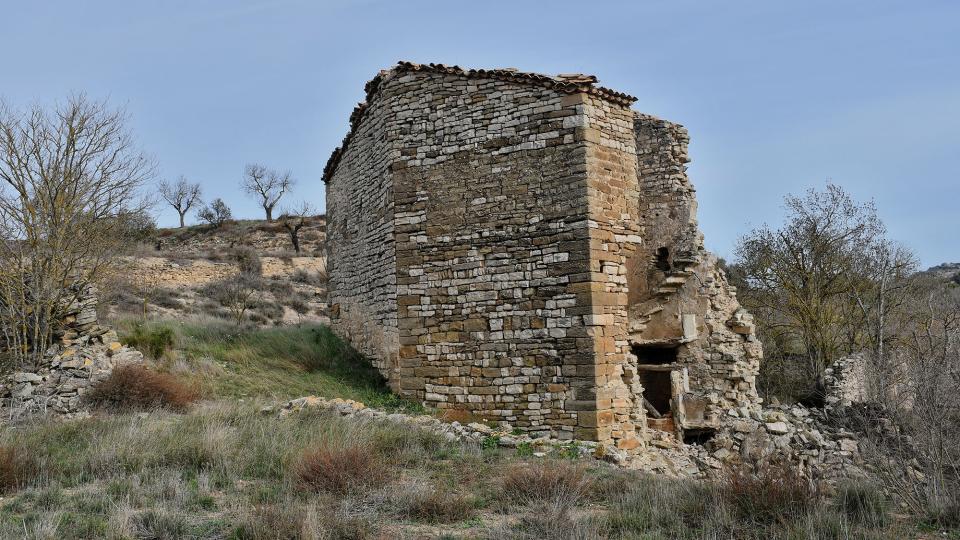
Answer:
(0, 286, 144, 419)
(706, 403, 867, 481)
(273, 395, 867, 481)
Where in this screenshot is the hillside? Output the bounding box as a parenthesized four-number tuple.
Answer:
(101, 216, 328, 326)
(155, 216, 326, 257)
(923, 262, 960, 285)
(0, 321, 913, 539)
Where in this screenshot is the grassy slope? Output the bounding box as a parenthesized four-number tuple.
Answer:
(0, 318, 949, 539)
(116, 318, 415, 411)
(0, 404, 914, 540)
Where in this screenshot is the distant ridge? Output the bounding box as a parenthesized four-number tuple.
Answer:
(922, 262, 960, 285)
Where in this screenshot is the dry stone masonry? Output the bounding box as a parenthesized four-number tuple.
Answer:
(324, 62, 763, 452)
(0, 286, 144, 419)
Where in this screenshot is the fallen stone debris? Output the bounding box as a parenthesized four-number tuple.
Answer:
(272, 394, 867, 482)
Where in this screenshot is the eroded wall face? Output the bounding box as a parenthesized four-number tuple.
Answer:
(627, 114, 762, 428)
(386, 72, 597, 439)
(326, 96, 400, 383)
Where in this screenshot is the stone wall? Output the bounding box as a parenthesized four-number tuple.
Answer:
(624, 114, 761, 430)
(325, 62, 762, 448)
(822, 353, 870, 408)
(325, 88, 399, 382)
(1, 286, 144, 418)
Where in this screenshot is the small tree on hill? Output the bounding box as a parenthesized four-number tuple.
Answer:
(224, 247, 262, 325)
(242, 164, 293, 222)
(158, 176, 202, 228)
(279, 202, 315, 254)
(196, 198, 232, 228)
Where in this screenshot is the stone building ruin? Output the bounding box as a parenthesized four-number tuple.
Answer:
(324, 61, 763, 451)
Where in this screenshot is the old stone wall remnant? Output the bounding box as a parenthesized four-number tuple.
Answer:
(0, 286, 144, 419)
(324, 61, 763, 450)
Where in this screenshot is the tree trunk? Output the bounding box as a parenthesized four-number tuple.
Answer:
(290, 229, 300, 253)
(265, 206, 273, 222)
(178, 211, 186, 228)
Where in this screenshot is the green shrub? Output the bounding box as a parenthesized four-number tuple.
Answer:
(516, 442, 534, 457)
(123, 323, 175, 359)
(481, 435, 500, 450)
(556, 442, 582, 460)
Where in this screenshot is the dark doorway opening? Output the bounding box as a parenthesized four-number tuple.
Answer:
(638, 369, 673, 416)
(683, 427, 716, 446)
(633, 345, 678, 366)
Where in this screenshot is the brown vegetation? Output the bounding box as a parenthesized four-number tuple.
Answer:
(722, 462, 820, 523)
(294, 442, 389, 495)
(499, 461, 593, 508)
(85, 365, 199, 412)
(405, 489, 475, 524)
(0, 445, 36, 494)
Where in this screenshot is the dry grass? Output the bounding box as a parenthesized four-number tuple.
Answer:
(722, 462, 821, 523)
(405, 489, 475, 524)
(85, 365, 200, 412)
(294, 442, 389, 495)
(499, 461, 593, 509)
(0, 402, 927, 539)
(0, 445, 36, 494)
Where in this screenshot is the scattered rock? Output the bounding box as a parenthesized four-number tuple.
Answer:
(765, 421, 789, 435)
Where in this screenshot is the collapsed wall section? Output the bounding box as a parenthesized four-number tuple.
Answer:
(626, 114, 762, 430)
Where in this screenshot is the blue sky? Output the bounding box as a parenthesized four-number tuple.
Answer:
(2, 1, 957, 266)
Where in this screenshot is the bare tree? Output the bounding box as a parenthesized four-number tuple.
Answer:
(733, 183, 892, 398)
(242, 164, 293, 222)
(0, 96, 153, 367)
(158, 176, 202, 227)
(224, 274, 260, 326)
(224, 247, 262, 325)
(196, 198, 232, 228)
(278, 202, 315, 254)
(850, 239, 918, 368)
(857, 280, 960, 522)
